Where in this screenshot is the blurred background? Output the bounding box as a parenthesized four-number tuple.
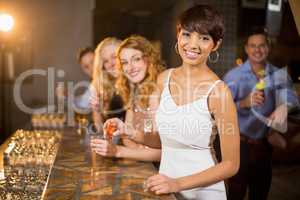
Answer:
(0, 0, 300, 199)
(1, 0, 299, 138)
(0, 1, 299, 140)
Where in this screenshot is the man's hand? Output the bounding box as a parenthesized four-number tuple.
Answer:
(239, 90, 264, 108)
(268, 104, 288, 126)
(267, 104, 288, 133)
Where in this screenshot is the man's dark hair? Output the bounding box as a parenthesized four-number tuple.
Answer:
(77, 47, 94, 63)
(245, 26, 270, 44)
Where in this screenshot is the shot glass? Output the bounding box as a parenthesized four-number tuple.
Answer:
(90, 133, 103, 152)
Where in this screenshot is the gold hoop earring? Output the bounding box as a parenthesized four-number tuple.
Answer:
(174, 42, 179, 54)
(208, 51, 219, 63)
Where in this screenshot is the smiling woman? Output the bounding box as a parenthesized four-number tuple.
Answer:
(90, 37, 125, 131)
(115, 35, 164, 110)
(90, 35, 165, 158)
(145, 5, 240, 199)
(119, 48, 147, 84)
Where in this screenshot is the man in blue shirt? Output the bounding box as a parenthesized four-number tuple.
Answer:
(224, 27, 299, 200)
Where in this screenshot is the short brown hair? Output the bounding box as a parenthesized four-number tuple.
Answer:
(245, 26, 270, 45)
(77, 47, 94, 63)
(177, 5, 225, 45)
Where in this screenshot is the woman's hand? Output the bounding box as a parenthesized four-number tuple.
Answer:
(90, 138, 118, 157)
(103, 118, 135, 139)
(145, 174, 181, 195)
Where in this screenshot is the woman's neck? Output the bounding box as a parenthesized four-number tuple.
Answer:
(179, 62, 209, 77)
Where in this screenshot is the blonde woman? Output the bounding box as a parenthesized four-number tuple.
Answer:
(90, 37, 125, 131)
(91, 35, 164, 156)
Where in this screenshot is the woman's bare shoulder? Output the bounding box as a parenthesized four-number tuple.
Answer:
(156, 68, 176, 87)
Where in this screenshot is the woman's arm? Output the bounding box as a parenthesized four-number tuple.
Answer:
(119, 70, 170, 148)
(92, 110, 103, 132)
(175, 82, 240, 189)
(124, 106, 161, 149)
(89, 85, 104, 132)
(119, 109, 153, 148)
(146, 82, 240, 194)
(116, 145, 161, 161)
(91, 138, 161, 161)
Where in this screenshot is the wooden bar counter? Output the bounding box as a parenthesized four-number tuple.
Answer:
(41, 127, 176, 200)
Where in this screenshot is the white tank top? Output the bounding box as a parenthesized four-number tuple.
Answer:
(155, 69, 226, 200)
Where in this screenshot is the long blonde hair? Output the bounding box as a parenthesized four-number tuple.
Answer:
(115, 35, 164, 110)
(92, 37, 121, 112)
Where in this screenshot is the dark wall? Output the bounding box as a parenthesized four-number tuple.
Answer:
(93, 0, 239, 76)
(0, 0, 93, 143)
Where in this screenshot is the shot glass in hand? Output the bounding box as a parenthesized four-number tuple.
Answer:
(254, 79, 266, 106)
(105, 121, 117, 141)
(143, 179, 148, 192)
(255, 79, 265, 94)
(255, 69, 266, 100)
(90, 134, 102, 152)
